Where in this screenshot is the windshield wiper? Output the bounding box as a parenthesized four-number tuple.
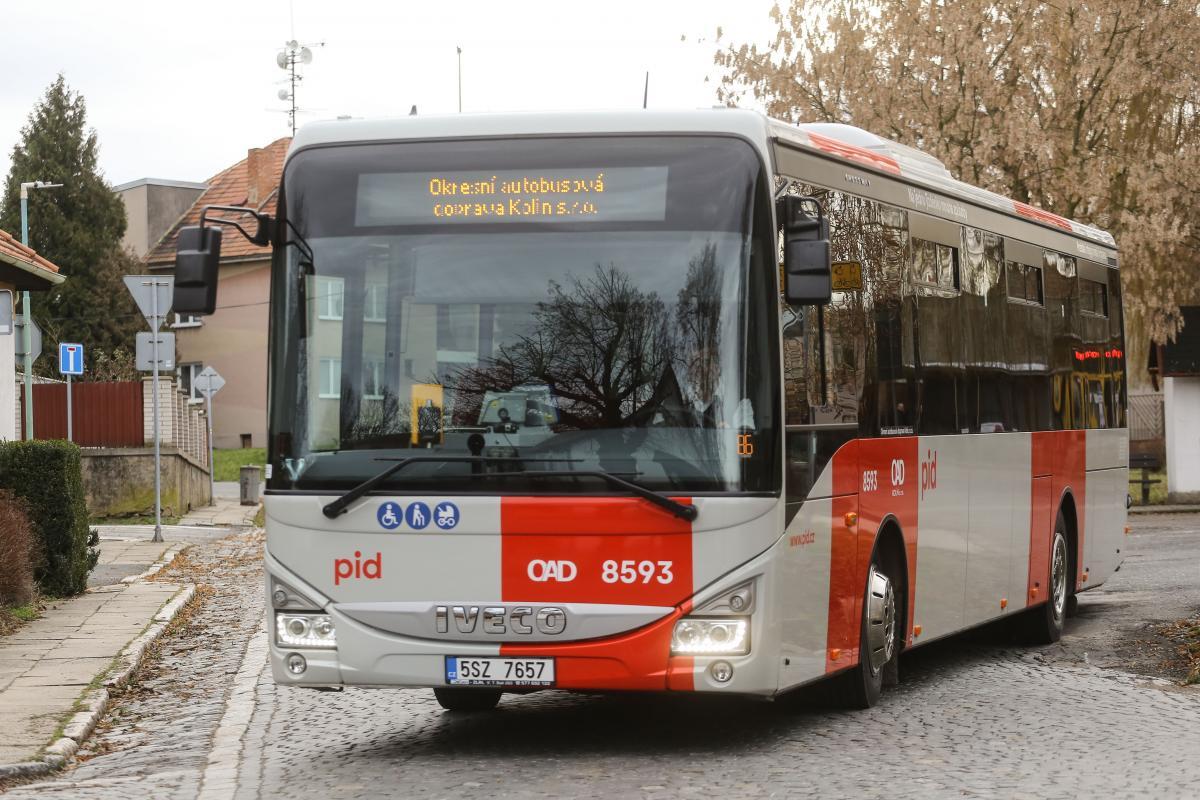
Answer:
(320, 456, 698, 522)
(453, 468, 698, 522)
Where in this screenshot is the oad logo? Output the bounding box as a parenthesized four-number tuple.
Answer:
(377, 502, 402, 530)
(406, 501, 431, 530)
(434, 502, 460, 530)
(527, 559, 578, 582)
(890, 458, 906, 487)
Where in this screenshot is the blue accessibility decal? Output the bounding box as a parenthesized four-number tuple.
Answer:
(377, 501, 403, 530)
(434, 501, 460, 530)
(405, 501, 431, 530)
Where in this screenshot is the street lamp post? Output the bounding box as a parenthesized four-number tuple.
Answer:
(18, 181, 62, 440)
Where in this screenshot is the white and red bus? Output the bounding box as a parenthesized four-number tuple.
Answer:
(175, 110, 1128, 710)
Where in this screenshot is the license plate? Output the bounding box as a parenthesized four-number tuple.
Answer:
(445, 656, 555, 687)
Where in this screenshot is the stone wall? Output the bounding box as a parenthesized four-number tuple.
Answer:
(82, 446, 212, 519)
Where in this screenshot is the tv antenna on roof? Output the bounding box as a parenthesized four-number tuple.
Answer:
(275, 39, 324, 134)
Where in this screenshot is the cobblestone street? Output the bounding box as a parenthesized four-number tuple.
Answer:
(5, 515, 1198, 800)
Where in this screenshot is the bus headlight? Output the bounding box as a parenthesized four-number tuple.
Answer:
(670, 617, 749, 655)
(276, 613, 337, 649)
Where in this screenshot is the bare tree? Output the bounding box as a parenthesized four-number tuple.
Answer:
(716, 0, 1200, 371)
(447, 265, 674, 429)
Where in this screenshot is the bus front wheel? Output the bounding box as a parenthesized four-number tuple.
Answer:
(836, 556, 899, 709)
(433, 687, 502, 712)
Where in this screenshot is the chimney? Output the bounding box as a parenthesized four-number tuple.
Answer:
(246, 147, 272, 207)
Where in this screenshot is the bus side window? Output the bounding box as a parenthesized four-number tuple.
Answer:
(962, 227, 1007, 432)
(1045, 252, 1079, 430)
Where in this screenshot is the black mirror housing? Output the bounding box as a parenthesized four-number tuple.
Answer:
(778, 195, 832, 305)
(173, 225, 222, 315)
(786, 239, 832, 304)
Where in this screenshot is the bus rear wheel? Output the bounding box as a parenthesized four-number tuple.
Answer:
(433, 687, 502, 712)
(1022, 514, 1069, 644)
(836, 557, 898, 709)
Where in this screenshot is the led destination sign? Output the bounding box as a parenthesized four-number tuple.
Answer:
(356, 167, 669, 226)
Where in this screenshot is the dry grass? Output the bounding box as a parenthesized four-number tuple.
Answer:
(1159, 617, 1200, 685)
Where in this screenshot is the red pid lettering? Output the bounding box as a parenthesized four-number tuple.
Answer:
(920, 449, 938, 500)
(334, 551, 382, 586)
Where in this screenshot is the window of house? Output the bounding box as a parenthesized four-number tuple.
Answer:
(1080, 278, 1108, 317)
(364, 284, 387, 323)
(363, 358, 385, 399)
(172, 313, 202, 328)
(1006, 261, 1044, 305)
(178, 362, 203, 401)
(912, 237, 959, 291)
(318, 357, 342, 398)
(317, 276, 344, 320)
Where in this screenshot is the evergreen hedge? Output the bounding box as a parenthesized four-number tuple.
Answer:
(0, 440, 97, 596)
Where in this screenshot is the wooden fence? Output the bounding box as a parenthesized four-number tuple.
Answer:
(23, 381, 144, 447)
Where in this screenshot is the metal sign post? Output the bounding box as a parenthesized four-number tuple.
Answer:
(57, 343, 84, 442)
(195, 366, 226, 504)
(124, 276, 174, 543)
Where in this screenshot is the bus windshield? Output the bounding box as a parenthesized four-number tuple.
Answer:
(267, 135, 778, 495)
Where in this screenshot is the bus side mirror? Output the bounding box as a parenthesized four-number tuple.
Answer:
(779, 195, 831, 305)
(173, 225, 222, 315)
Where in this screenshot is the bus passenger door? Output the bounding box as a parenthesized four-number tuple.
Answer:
(911, 435, 968, 643)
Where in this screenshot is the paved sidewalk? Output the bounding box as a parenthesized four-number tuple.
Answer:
(179, 483, 260, 528)
(88, 540, 173, 588)
(0, 529, 221, 775)
(0, 580, 185, 768)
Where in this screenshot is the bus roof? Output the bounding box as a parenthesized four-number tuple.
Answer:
(289, 108, 1116, 253)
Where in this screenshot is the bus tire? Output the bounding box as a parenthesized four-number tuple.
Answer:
(836, 555, 899, 709)
(1023, 514, 1070, 644)
(433, 687, 502, 712)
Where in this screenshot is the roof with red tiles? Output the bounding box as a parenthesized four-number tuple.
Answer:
(0, 228, 64, 286)
(145, 137, 291, 266)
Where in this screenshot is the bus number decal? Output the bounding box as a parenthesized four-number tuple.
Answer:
(601, 560, 673, 585)
(862, 470, 879, 492)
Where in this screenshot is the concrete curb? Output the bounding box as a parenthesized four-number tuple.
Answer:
(120, 543, 188, 584)
(0, 583, 198, 780)
(1129, 504, 1200, 515)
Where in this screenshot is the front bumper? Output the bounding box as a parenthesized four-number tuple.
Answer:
(266, 551, 777, 696)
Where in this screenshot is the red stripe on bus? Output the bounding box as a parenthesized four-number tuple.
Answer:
(825, 437, 919, 673)
(500, 497, 694, 606)
(1031, 430, 1087, 591)
(1014, 201, 1072, 230)
(806, 131, 902, 175)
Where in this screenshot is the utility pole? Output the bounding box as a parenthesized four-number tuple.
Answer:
(18, 181, 62, 440)
(457, 46, 463, 112)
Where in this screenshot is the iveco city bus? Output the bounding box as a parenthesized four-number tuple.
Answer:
(172, 109, 1128, 710)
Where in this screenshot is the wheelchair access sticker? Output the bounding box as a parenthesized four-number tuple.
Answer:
(377, 502, 403, 530)
(376, 500, 460, 531)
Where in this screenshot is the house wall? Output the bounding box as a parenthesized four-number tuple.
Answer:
(174, 259, 269, 449)
(116, 182, 206, 257)
(0, 282, 15, 441)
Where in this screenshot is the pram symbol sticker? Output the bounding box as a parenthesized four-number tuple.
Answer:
(434, 502, 460, 530)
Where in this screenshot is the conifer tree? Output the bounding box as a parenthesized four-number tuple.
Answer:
(0, 75, 142, 372)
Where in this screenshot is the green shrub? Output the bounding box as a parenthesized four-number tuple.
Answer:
(0, 441, 97, 596)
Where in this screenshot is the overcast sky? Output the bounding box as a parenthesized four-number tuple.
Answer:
(0, 0, 776, 188)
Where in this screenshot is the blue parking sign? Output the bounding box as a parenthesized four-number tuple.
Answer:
(58, 343, 84, 376)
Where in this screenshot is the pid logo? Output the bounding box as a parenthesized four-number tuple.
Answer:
(921, 449, 938, 499)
